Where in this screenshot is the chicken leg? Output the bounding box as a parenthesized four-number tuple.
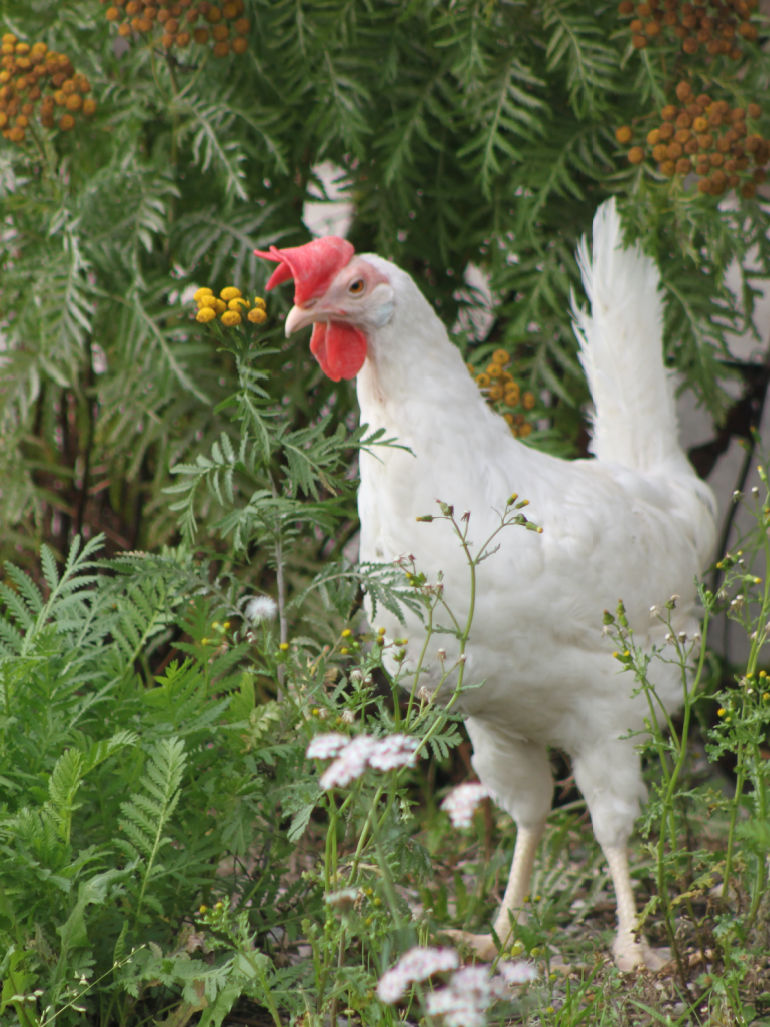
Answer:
(603, 844, 669, 972)
(444, 821, 545, 961)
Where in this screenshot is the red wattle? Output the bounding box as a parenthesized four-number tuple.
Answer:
(310, 322, 367, 381)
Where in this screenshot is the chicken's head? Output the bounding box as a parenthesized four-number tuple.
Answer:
(255, 236, 394, 382)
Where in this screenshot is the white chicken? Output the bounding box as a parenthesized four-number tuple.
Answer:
(256, 200, 717, 971)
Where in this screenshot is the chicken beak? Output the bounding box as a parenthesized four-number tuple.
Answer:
(284, 304, 316, 338)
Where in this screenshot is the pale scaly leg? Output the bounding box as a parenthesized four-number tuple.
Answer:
(573, 741, 670, 971)
(444, 820, 546, 961)
(603, 844, 669, 972)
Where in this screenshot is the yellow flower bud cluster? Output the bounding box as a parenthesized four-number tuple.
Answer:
(468, 348, 536, 439)
(193, 285, 267, 327)
(100, 0, 250, 57)
(0, 34, 96, 144)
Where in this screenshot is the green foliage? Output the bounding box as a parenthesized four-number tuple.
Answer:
(2, 1, 770, 1024)
(2, 0, 769, 563)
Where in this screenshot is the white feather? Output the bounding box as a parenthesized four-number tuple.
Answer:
(572, 198, 685, 473)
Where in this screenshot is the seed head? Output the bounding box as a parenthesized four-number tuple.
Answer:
(99, 0, 250, 55)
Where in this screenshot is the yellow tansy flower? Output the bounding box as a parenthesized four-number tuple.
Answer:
(196, 307, 216, 323)
(221, 309, 242, 326)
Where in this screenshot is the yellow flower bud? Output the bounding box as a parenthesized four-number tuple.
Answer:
(252, 296, 266, 309)
(193, 287, 214, 302)
(221, 309, 242, 326)
(247, 306, 267, 324)
(504, 383, 520, 406)
(227, 296, 249, 310)
(219, 286, 242, 301)
(195, 307, 216, 323)
(214, 298, 226, 313)
(197, 294, 217, 309)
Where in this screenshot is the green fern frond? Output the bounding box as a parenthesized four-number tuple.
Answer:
(542, 4, 621, 116)
(459, 53, 547, 196)
(142, 659, 230, 734)
(47, 748, 85, 845)
(177, 96, 250, 202)
(118, 736, 187, 920)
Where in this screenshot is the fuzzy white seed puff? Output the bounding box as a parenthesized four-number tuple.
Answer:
(243, 594, 278, 625)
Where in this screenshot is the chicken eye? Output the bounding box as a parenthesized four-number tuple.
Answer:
(348, 278, 366, 295)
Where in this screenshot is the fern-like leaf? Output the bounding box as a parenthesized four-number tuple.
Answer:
(47, 748, 85, 845)
(117, 736, 187, 921)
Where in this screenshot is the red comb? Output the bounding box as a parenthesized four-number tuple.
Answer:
(254, 236, 355, 305)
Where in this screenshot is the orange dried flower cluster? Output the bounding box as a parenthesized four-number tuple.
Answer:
(618, 0, 758, 58)
(469, 349, 536, 439)
(618, 81, 768, 197)
(0, 33, 96, 144)
(100, 0, 250, 57)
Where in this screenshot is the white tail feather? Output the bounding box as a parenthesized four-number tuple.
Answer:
(572, 198, 688, 474)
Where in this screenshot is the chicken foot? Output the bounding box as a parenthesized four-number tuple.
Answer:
(446, 830, 669, 972)
(443, 821, 545, 961)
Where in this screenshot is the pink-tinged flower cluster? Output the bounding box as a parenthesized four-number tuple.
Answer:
(306, 732, 419, 789)
(376, 946, 460, 1003)
(441, 782, 492, 828)
(376, 948, 536, 1022)
(425, 963, 537, 1027)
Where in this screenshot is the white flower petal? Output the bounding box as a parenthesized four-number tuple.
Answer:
(306, 733, 350, 760)
(368, 734, 419, 771)
(441, 783, 491, 828)
(376, 946, 459, 1004)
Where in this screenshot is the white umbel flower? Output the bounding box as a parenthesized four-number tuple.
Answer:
(376, 946, 460, 1004)
(307, 732, 421, 790)
(425, 962, 536, 1026)
(306, 733, 350, 760)
(441, 782, 491, 828)
(368, 734, 418, 771)
(318, 735, 377, 789)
